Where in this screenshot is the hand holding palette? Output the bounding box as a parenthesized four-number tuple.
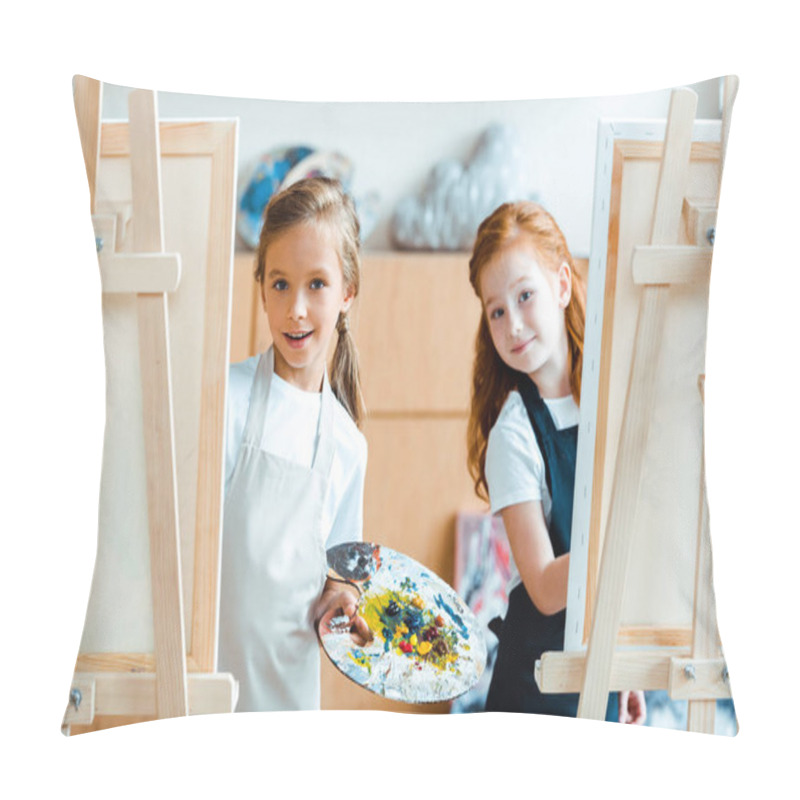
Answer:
(319, 543, 487, 704)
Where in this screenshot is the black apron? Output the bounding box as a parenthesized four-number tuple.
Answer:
(485, 376, 616, 720)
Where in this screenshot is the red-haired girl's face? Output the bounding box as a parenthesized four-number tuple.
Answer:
(479, 238, 572, 398)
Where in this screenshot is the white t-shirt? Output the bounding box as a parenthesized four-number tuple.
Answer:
(485, 389, 579, 593)
(225, 355, 367, 548)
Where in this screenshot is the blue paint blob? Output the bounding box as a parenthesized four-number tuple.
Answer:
(435, 593, 469, 639)
(403, 607, 424, 634)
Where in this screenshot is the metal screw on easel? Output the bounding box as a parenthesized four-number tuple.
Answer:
(61, 687, 83, 737)
(95, 237, 104, 253)
(706, 227, 715, 246)
(722, 666, 729, 683)
(684, 663, 696, 681)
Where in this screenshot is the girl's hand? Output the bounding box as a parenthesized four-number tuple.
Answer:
(315, 581, 373, 647)
(618, 690, 647, 725)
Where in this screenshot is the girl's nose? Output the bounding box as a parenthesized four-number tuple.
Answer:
(288, 291, 307, 319)
(508, 308, 523, 336)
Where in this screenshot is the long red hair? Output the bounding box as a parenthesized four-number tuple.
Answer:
(467, 201, 586, 502)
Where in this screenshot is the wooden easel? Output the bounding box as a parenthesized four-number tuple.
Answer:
(536, 81, 738, 734)
(62, 78, 236, 732)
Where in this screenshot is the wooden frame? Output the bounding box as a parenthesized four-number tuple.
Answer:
(565, 117, 722, 653)
(75, 118, 237, 678)
(535, 84, 739, 732)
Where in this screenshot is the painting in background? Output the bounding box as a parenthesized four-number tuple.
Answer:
(451, 512, 512, 713)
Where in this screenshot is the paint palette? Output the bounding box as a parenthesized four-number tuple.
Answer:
(319, 542, 487, 704)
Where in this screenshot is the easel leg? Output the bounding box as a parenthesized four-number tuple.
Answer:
(687, 378, 721, 733)
(73, 76, 102, 215)
(130, 89, 189, 718)
(578, 287, 669, 719)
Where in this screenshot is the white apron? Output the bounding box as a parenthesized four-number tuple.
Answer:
(219, 347, 333, 711)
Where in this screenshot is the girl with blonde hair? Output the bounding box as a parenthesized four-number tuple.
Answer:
(219, 177, 370, 712)
(467, 200, 644, 721)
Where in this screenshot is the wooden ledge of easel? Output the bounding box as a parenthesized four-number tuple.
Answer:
(631, 245, 712, 286)
(536, 651, 731, 700)
(63, 672, 238, 726)
(100, 253, 182, 293)
(682, 197, 717, 246)
(92, 213, 182, 293)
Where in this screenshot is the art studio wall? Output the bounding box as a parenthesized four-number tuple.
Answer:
(101, 80, 722, 254)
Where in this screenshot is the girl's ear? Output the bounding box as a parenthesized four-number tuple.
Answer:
(260, 281, 268, 312)
(557, 262, 572, 308)
(341, 283, 355, 313)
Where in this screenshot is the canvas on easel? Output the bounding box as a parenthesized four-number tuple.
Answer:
(568, 114, 722, 650)
(63, 78, 238, 733)
(538, 84, 737, 734)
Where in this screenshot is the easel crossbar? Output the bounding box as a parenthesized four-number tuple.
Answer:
(63, 672, 237, 726)
(632, 245, 712, 285)
(537, 651, 730, 700)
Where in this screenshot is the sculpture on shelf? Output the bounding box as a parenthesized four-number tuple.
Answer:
(237, 146, 378, 249)
(391, 124, 534, 251)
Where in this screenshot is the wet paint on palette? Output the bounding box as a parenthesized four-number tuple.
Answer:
(434, 593, 469, 639)
(321, 543, 487, 704)
(327, 542, 382, 585)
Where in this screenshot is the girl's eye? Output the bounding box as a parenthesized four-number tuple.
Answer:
(489, 307, 504, 321)
(272, 279, 288, 291)
(519, 290, 533, 303)
(310, 278, 326, 290)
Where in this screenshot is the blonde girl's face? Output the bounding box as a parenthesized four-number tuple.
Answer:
(479, 239, 572, 398)
(261, 221, 353, 392)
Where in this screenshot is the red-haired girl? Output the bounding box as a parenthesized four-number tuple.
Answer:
(467, 201, 645, 722)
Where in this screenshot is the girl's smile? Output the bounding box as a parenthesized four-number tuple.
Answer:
(511, 335, 536, 355)
(284, 329, 314, 347)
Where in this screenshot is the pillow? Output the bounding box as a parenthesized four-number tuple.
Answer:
(63, 75, 737, 736)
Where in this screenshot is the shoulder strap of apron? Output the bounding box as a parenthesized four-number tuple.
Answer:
(516, 375, 559, 498)
(242, 346, 335, 479)
(241, 347, 274, 447)
(314, 371, 336, 478)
